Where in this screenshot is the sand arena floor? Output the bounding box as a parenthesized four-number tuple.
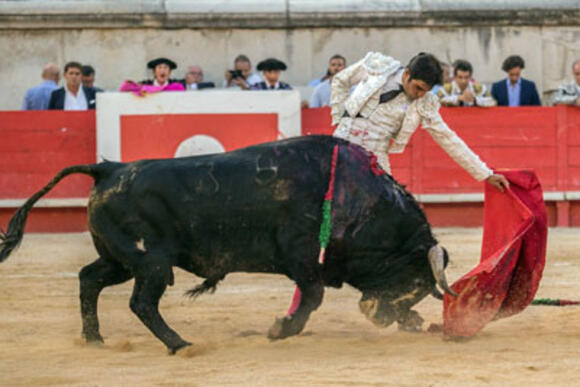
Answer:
(0, 228, 579, 386)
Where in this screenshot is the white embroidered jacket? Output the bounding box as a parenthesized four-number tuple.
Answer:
(330, 52, 493, 181)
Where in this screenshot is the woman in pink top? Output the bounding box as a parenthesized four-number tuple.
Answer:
(120, 57, 185, 95)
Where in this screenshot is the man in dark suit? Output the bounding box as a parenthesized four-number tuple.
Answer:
(491, 55, 541, 106)
(49, 62, 97, 110)
(81, 65, 104, 92)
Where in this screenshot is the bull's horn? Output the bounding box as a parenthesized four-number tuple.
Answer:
(431, 285, 444, 300)
(428, 245, 458, 297)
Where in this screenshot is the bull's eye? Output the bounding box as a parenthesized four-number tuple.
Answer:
(413, 278, 424, 287)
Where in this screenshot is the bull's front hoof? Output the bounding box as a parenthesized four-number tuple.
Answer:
(397, 321, 423, 333)
(267, 317, 287, 340)
(83, 333, 104, 345)
(397, 310, 424, 333)
(168, 341, 192, 355)
(267, 316, 295, 340)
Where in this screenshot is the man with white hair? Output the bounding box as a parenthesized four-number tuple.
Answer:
(552, 60, 580, 106)
(21, 62, 60, 110)
(184, 65, 215, 90)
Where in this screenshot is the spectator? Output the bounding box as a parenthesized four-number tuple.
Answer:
(183, 65, 215, 90)
(552, 60, 580, 106)
(81, 65, 103, 92)
(48, 61, 97, 110)
(223, 55, 262, 90)
(431, 62, 452, 95)
(437, 59, 496, 107)
(309, 54, 348, 87)
(21, 62, 60, 110)
(142, 58, 185, 89)
(309, 54, 346, 108)
(491, 55, 541, 106)
(443, 62, 454, 84)
(250, 58, 292, 90)
(120, 57, 185, 93)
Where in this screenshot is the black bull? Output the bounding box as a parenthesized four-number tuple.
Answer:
(0, 135, 455, 354)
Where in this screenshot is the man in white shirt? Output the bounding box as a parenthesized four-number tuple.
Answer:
(331, 52, 508, 191)
(223, 55, 262, 90)
(552, 60, 580, 106)
(48, 61, 97, 110)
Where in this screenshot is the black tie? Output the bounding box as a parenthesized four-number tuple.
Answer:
(379, 85, 404, 104)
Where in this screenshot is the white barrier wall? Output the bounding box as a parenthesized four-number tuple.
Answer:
(96, 90, 301, 161)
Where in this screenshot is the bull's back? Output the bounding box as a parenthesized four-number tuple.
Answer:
(86, 136, 347, 274)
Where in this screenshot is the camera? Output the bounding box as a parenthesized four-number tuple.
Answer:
(229, 70, 244, 79)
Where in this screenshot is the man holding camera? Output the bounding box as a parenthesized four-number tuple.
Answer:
(223, 54, 262, 90)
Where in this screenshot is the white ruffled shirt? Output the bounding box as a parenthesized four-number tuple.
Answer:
(331, 52, 493, 181)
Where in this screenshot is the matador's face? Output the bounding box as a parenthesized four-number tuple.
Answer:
(402, 69, 431, 100)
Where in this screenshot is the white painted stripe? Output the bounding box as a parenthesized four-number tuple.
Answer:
(544, 192, 565, 201)
(1, 191, 579, 209)
(565, 191, 580, 200)
(416, 191, 578, 203)
(0, 198, 87, 208)
(416, 193, 484, 203)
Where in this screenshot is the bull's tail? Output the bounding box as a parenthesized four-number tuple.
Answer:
(0, 164, 97, 263)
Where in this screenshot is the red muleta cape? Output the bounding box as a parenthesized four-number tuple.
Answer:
(443, 169, 548, 337)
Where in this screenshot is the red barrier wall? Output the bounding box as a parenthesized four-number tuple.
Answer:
(1, 107, 579, 231)
(0, 111, 96, 199)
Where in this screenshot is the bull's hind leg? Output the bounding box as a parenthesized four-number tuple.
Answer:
(129, 256, 191, 354)
(79, 257, 133, 343)
(268, 282, 324, 340)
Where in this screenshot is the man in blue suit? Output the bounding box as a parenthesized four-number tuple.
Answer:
(491, 55, 541, 106)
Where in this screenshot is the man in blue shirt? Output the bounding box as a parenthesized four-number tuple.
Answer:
(309, 55, 346, 108)
(491, 55, 541, 106)
(21, 63, 60, 110)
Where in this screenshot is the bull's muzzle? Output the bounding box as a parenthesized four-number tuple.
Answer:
(428, 245, 458, 297)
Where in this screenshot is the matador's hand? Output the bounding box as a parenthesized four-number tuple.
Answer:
(486, 174, 510, 192)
